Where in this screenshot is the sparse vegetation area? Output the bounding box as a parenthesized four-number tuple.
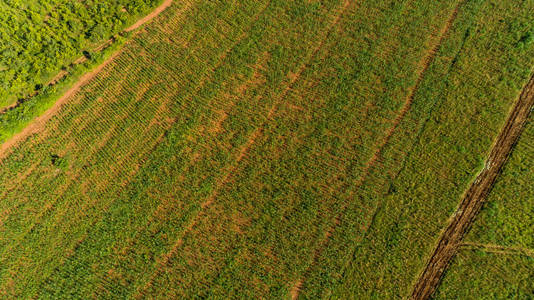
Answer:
(0, 0, 533, 299)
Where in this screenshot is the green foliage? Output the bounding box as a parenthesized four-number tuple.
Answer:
(0, 34, 127, 144)
(0, 0, 160, 106)
(434, 251, 534, 299)
(299, 0, 534, 298)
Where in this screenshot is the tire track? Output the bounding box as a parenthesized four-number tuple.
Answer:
(289, 1, 462, 299)
(460, 242, 534, 259)
(410, 73, 534, 300)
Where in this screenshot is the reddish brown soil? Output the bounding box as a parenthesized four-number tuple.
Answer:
(410, 74, 534, 300)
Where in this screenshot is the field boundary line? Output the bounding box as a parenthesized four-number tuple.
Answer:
(0, 49, 121, 161)
(460, 242, 534, 259)
(410, 72, 534, 300)
(132, 1, 351, 298)
(289, 1, 463, 299)
(0, 0, 177, 160)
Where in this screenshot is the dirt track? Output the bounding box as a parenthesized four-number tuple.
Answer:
(290, 1, 462, 298)
(410, 73, 534, 300)
(0, 51, 122, 160)
(460, 242, 534, 259)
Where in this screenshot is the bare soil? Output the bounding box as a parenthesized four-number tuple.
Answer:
(410, 73, 534, 300)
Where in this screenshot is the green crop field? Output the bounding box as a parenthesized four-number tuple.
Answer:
(0, 0, 533, 299)
(434, 116, 534, 299)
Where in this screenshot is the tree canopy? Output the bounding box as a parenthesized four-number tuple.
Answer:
(0, 0, 159, 106)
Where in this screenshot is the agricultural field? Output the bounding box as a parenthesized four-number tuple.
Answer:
(433, 116, 534, 299)
(0, 0, 532, 299)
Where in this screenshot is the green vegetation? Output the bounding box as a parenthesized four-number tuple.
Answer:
(465, 119, 534, 250)
(0, 0, 159, 106)
(299, 0, 534, 298)
(0, 0, 533, 299)
(433, 117, 534, 299)
(435, 251, 534, 299)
